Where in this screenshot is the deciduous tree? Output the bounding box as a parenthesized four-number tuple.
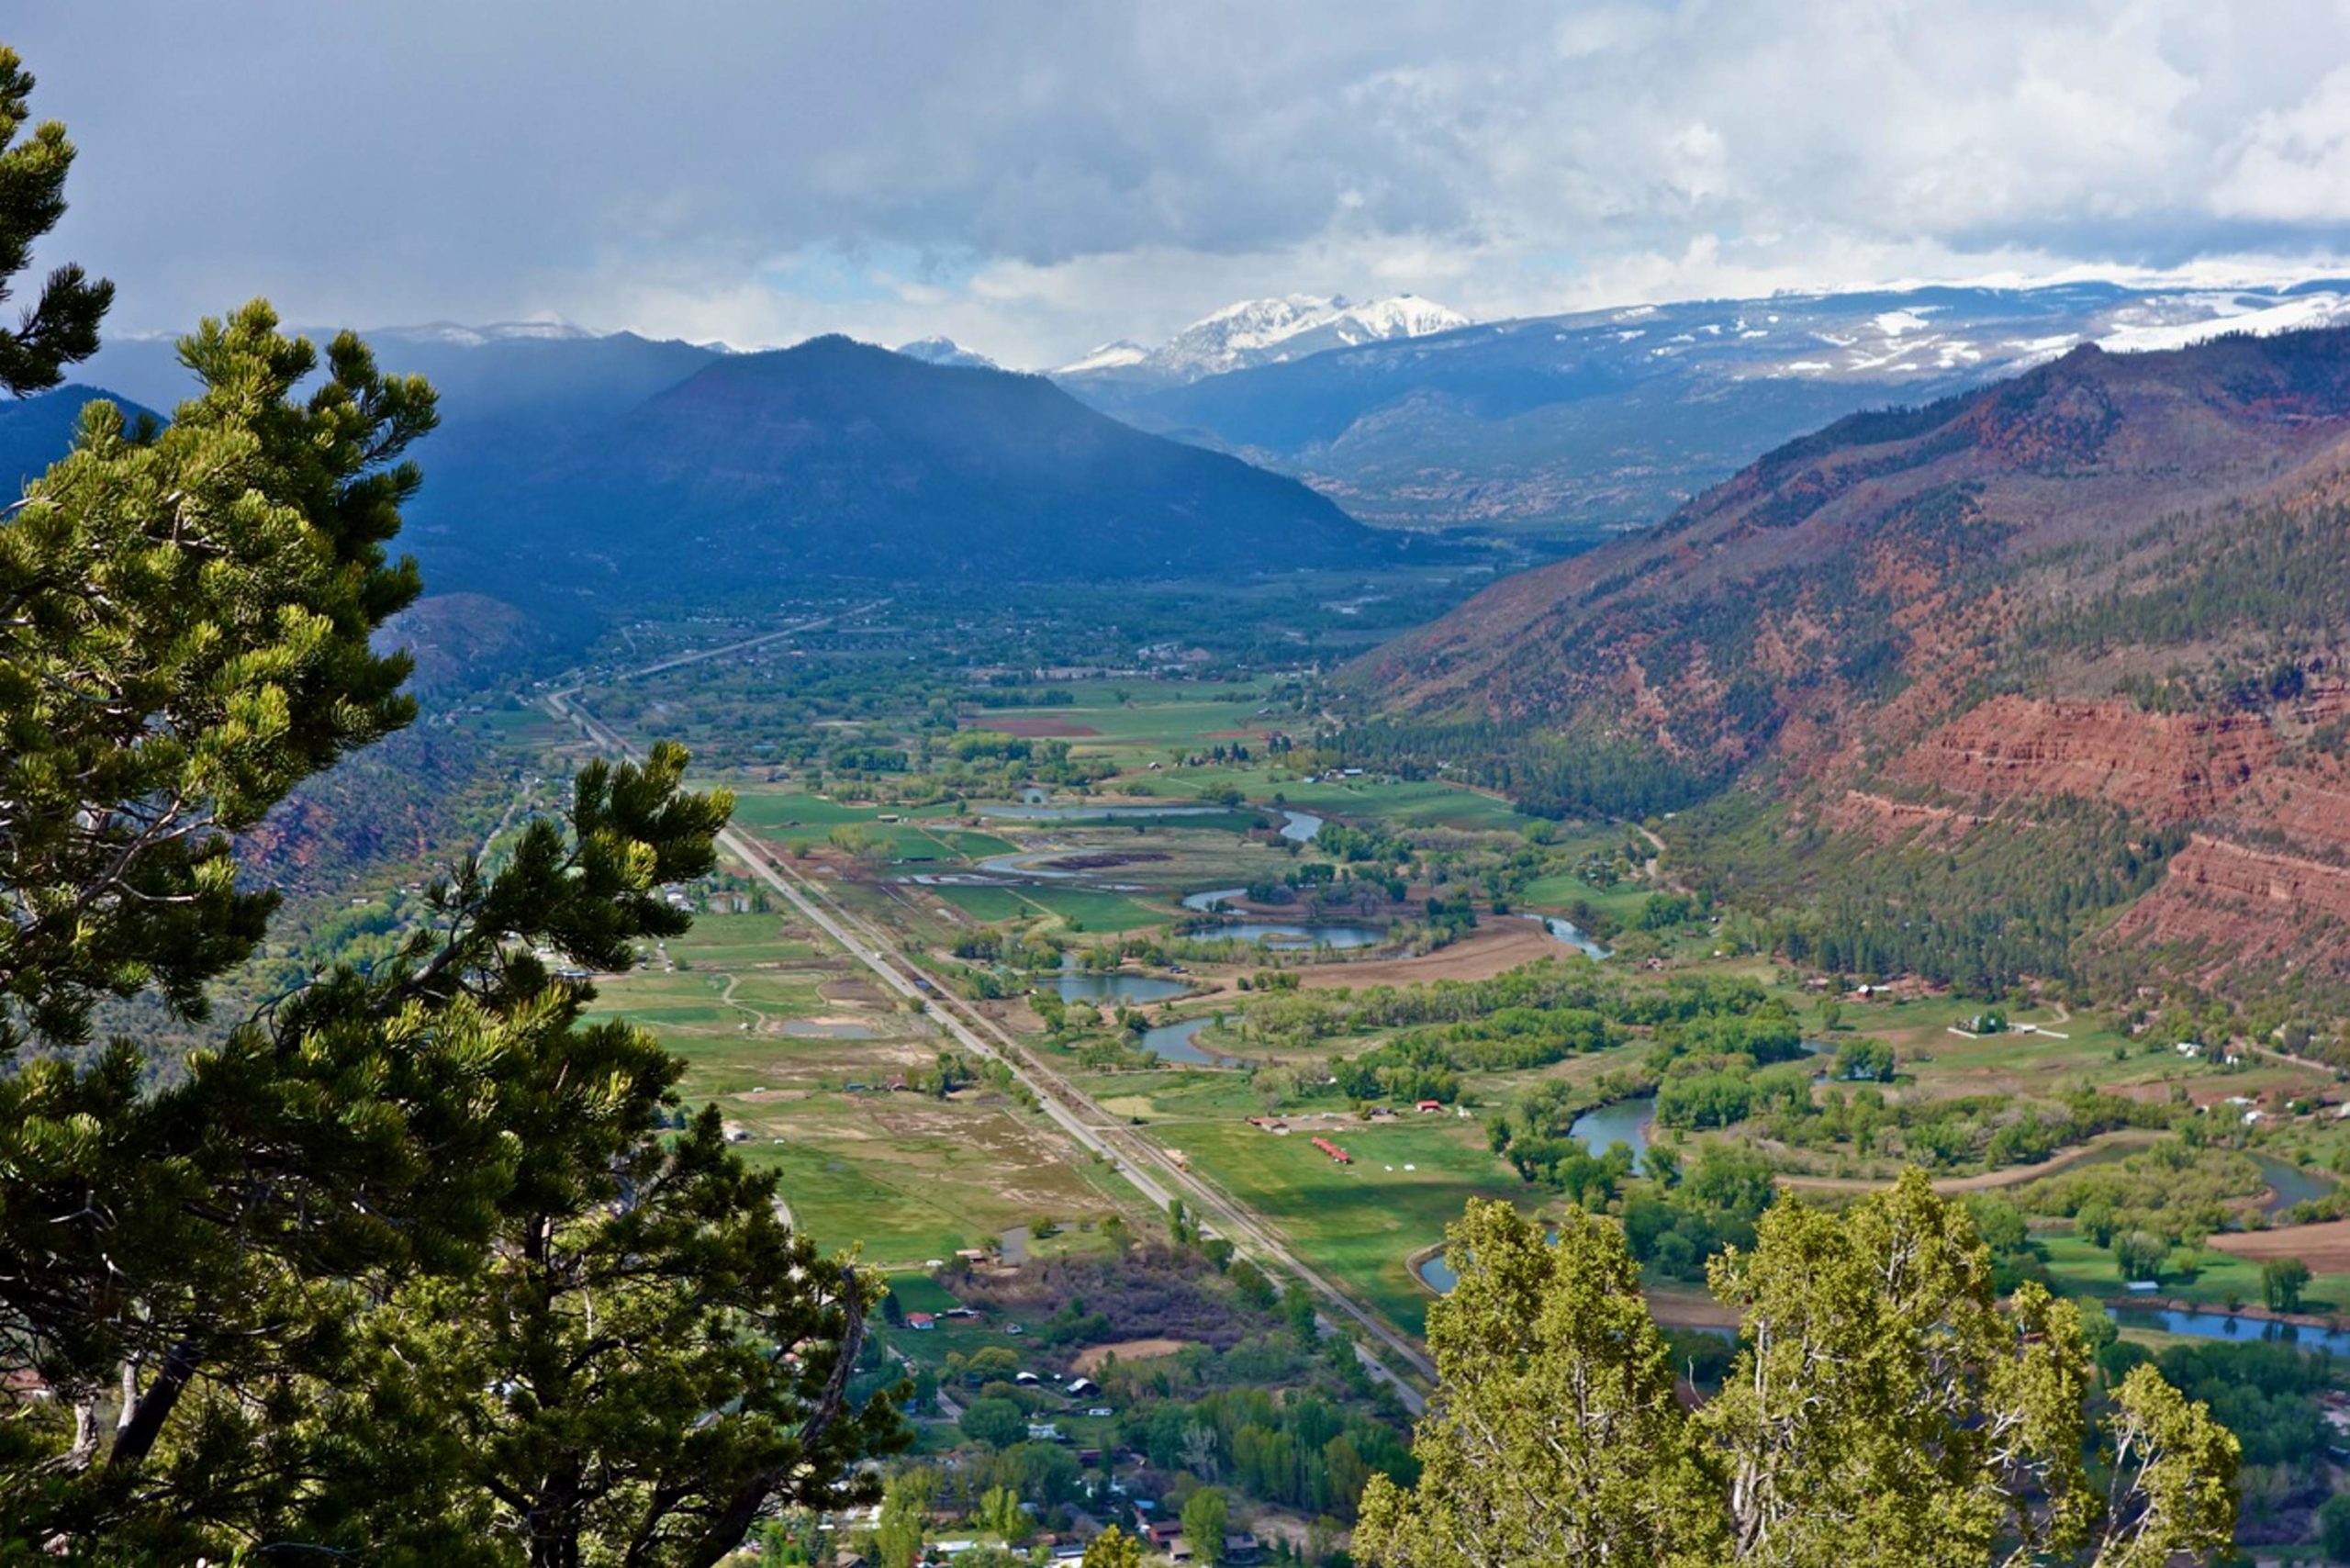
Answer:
(1181, 1485, 1230, 1566)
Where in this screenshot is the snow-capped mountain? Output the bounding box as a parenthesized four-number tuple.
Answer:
(1058, 339, 1151, 375)
(1056, 294, 1470, 383)
(893, 336, 999, 370)
(1058, 277, 2350, 543)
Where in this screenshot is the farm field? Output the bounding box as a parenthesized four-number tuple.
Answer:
(1087, 1068, 1529, 1337)
(583, 903, 1154, 1265)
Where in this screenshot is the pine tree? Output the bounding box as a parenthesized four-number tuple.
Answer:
(0, 49, 110, 397)
(1360, 1174, 2240, 1567)
(0, 44, 900, 1561)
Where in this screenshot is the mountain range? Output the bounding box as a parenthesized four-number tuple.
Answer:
(1354, 325, 2350, 998)
(1064, 280, 2350, 542)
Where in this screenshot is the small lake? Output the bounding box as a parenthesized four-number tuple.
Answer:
(1055, 956, 1189, 1005)
(781, 1020, 877, 1039)
(2110, 1305, 2350, 1357)
(1210, 920, 1385, 950)
(1140, 1016, 1225, 1066)
(1572, 1094, 1657, 1163)
(1176, 887, 1386, 948)
(1525, 913, 1609, 959)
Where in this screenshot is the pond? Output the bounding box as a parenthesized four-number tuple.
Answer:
(1526, 913, 1609, 960)
(1056, 969, 1190, 1005)
(1571, 1094, 1658, 1164)
(780, 1020, 878, 1039)
(1176, 887, 1386, 948)
(1208, 920, 1385, 950)
(1054, 955, 1189, 1005)
(2109, 1305, 2350, 1357)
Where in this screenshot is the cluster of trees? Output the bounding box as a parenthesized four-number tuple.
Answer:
(2101, 1340, 2334, 1540)
(1691, 794, 2191, 997)
(1229, 963, 1779, 1057)
(1617, 1145, 1780, 1281)
(0, 66, 902, 1562)
(1486, 1081, 1648, 1204)
(1332, 1002, 1622, 1106)
(1337, 715, 1729, 820)
(1127, 1389, 1414, 1523)
(1357, 1176, 2240, 1566)
(2015, 1139, 2268, 1249)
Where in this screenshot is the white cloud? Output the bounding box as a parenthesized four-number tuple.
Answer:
(14, 0, 2350, 367)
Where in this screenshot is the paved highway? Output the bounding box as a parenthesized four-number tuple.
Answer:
(546, 689, 1435, 1414)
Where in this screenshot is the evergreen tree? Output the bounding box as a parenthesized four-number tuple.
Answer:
(1360, 1174, 2239, 1567)
(0, 49, 109, 397)
(0, 47, 899, 1561)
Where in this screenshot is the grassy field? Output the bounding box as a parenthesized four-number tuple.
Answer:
(1017, 886, 1169, 933)
(2038, 1231, 2350, 1320)
(737, 1103, 1126, 1263)
(1083, 1069, 1526, 1337)
(580, 887, 1162, 1268)
(1820, 994, 2334, 1108)
(1179, 1116, 1525, 1337)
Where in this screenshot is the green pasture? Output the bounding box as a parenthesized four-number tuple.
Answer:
(1020, 886, 1170, 934)
(1147, 1109, 1525, 1337)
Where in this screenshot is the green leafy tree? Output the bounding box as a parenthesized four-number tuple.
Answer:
(0, 51, 900, 1562)
(1182, 1485, 1230, 1566)
(977, 1484, 1030, 1545)
(871, 1468, 934, 1568)
(1356, 1202, 1724, 1565)
(1360, 1173, 2239, 1567)
(2321, 1493, 2350, 1563)
(1081, 1524, 1146, 1568)
(961, 1396, 1028, 1450)
(2113, 1228, 2170, 1284)
(2261, 1256, 2312, 1314)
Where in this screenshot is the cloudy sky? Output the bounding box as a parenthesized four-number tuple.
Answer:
(16, 0, 2350, 366)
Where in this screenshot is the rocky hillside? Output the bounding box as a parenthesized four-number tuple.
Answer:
(1355, 327, 2350, 998)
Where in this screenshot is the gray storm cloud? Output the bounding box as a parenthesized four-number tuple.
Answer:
(14, 0, 2350, 365)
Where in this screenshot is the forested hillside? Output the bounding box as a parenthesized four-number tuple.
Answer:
(430, 334, 1394, 610)
(1350, 327, 2350, 1008)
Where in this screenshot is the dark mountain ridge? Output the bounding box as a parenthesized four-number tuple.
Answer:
(0, 383, 162, 494)
(427, 334, 1389, 606)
